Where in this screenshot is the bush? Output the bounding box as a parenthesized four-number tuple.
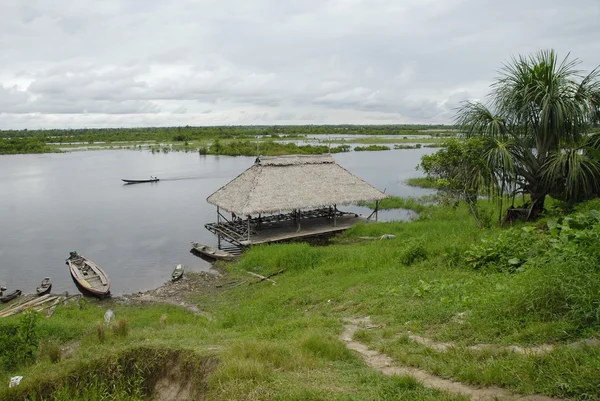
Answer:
(464, 226, 546, 271)
(400, 239, 428, 266)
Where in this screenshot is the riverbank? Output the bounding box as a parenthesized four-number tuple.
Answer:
(1, 199, 599, 400)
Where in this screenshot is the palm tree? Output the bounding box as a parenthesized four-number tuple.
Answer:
(457, 50, 600, 219)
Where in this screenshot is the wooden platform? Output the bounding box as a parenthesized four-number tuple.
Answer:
(242, 215, 368, 245)
(205, 211, 370, 247)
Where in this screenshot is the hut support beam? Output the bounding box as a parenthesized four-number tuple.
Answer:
(333, 204, 337, 227)
(366, 201, 380, 221)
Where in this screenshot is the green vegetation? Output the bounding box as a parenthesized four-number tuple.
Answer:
(0, 126, 455, 155)
(419, 139, 491, 225)
(406, 177, 442, 189)
(1, 198, 600, 399)
(358, 196, 429, 214)
(0, 138, 62, 155)
(328, 137, 447, 145)
(0, 125, 456, 141)
(457, 49, 600, 218)
(354, 145, 391, 151)
(203, 140, 351, 156)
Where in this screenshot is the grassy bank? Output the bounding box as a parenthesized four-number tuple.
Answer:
(2, 199, 599, 399)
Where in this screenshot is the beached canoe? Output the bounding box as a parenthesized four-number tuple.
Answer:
(0, 289, 22, 303)
(121, 178, 159, 184)
(191, 242, 237, 261)
(171, 264, 185, 282)
(36, 277, 52, 296)
(66, 252, 111, 298)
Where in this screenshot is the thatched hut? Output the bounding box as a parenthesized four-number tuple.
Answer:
(205, 154, 388, 247)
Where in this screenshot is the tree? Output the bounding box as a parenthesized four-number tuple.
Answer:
(419, 138, 491, 225)
(457, 50, 600, 219)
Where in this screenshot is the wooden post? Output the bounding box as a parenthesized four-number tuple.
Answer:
(375, 201, 379, 222)
(247, 216, 251, 242)
(333, 204, 337, 227)
(217, 206, 222, 249)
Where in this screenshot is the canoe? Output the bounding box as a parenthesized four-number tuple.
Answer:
(0, 289, 22, 303)
(171, 264, 185, 282)
(122, 178, 159, 184)
(36, 277, 52, 296)
(66, 253, 111, 298)
(191, 242, 237, 261)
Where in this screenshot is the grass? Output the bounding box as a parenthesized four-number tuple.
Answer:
(1, 199, 600, 399)
(328, 137, 450, 144)
(354, 145, 391, 151)
(406, 177, 442, 189)
(358, 195, 429, 213)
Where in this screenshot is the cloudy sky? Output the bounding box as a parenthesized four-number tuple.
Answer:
(1, 0, 599, 129)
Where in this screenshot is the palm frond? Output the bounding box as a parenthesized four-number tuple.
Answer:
(542, 148, 600, 202)
(455, 101, 508, 139)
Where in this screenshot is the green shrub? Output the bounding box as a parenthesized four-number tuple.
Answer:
(464, 226, 545, 271)
(400, 239, 428, 266)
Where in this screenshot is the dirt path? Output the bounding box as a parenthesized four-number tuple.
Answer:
(341, 317, 563, 401)
(406, 333, 598, 356)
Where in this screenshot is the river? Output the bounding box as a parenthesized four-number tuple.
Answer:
(0, 148, 434, 295)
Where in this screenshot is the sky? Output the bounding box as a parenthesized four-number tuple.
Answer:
(1, 0, 599, 129)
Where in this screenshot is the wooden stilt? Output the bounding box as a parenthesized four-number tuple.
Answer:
(247, 217, 251, 242)
(375, 200, 379, 222)
(333, 204, 337, 227)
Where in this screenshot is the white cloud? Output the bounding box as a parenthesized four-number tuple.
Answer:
(0, 0, 599, 128)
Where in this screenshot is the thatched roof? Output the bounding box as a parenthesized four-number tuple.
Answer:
(207, 154, 388, 215)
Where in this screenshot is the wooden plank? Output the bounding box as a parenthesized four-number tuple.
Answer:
(247, 271, 276, 284)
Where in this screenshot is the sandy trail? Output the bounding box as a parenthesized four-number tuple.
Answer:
(341, 317, 563, 401)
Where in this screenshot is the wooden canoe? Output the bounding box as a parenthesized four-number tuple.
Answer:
(67, 254, 110, 298)
(191, 242, 237, 261)
(171, 264, 185, 282)
(0, 289, 22, 303)
(122, 178, 159, 184)
(36, 277, 52, 296)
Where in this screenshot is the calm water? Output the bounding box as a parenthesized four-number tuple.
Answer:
(0, 148, 434, 295)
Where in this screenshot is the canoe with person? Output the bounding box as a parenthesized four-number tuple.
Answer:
(121, 176, 159, 184)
